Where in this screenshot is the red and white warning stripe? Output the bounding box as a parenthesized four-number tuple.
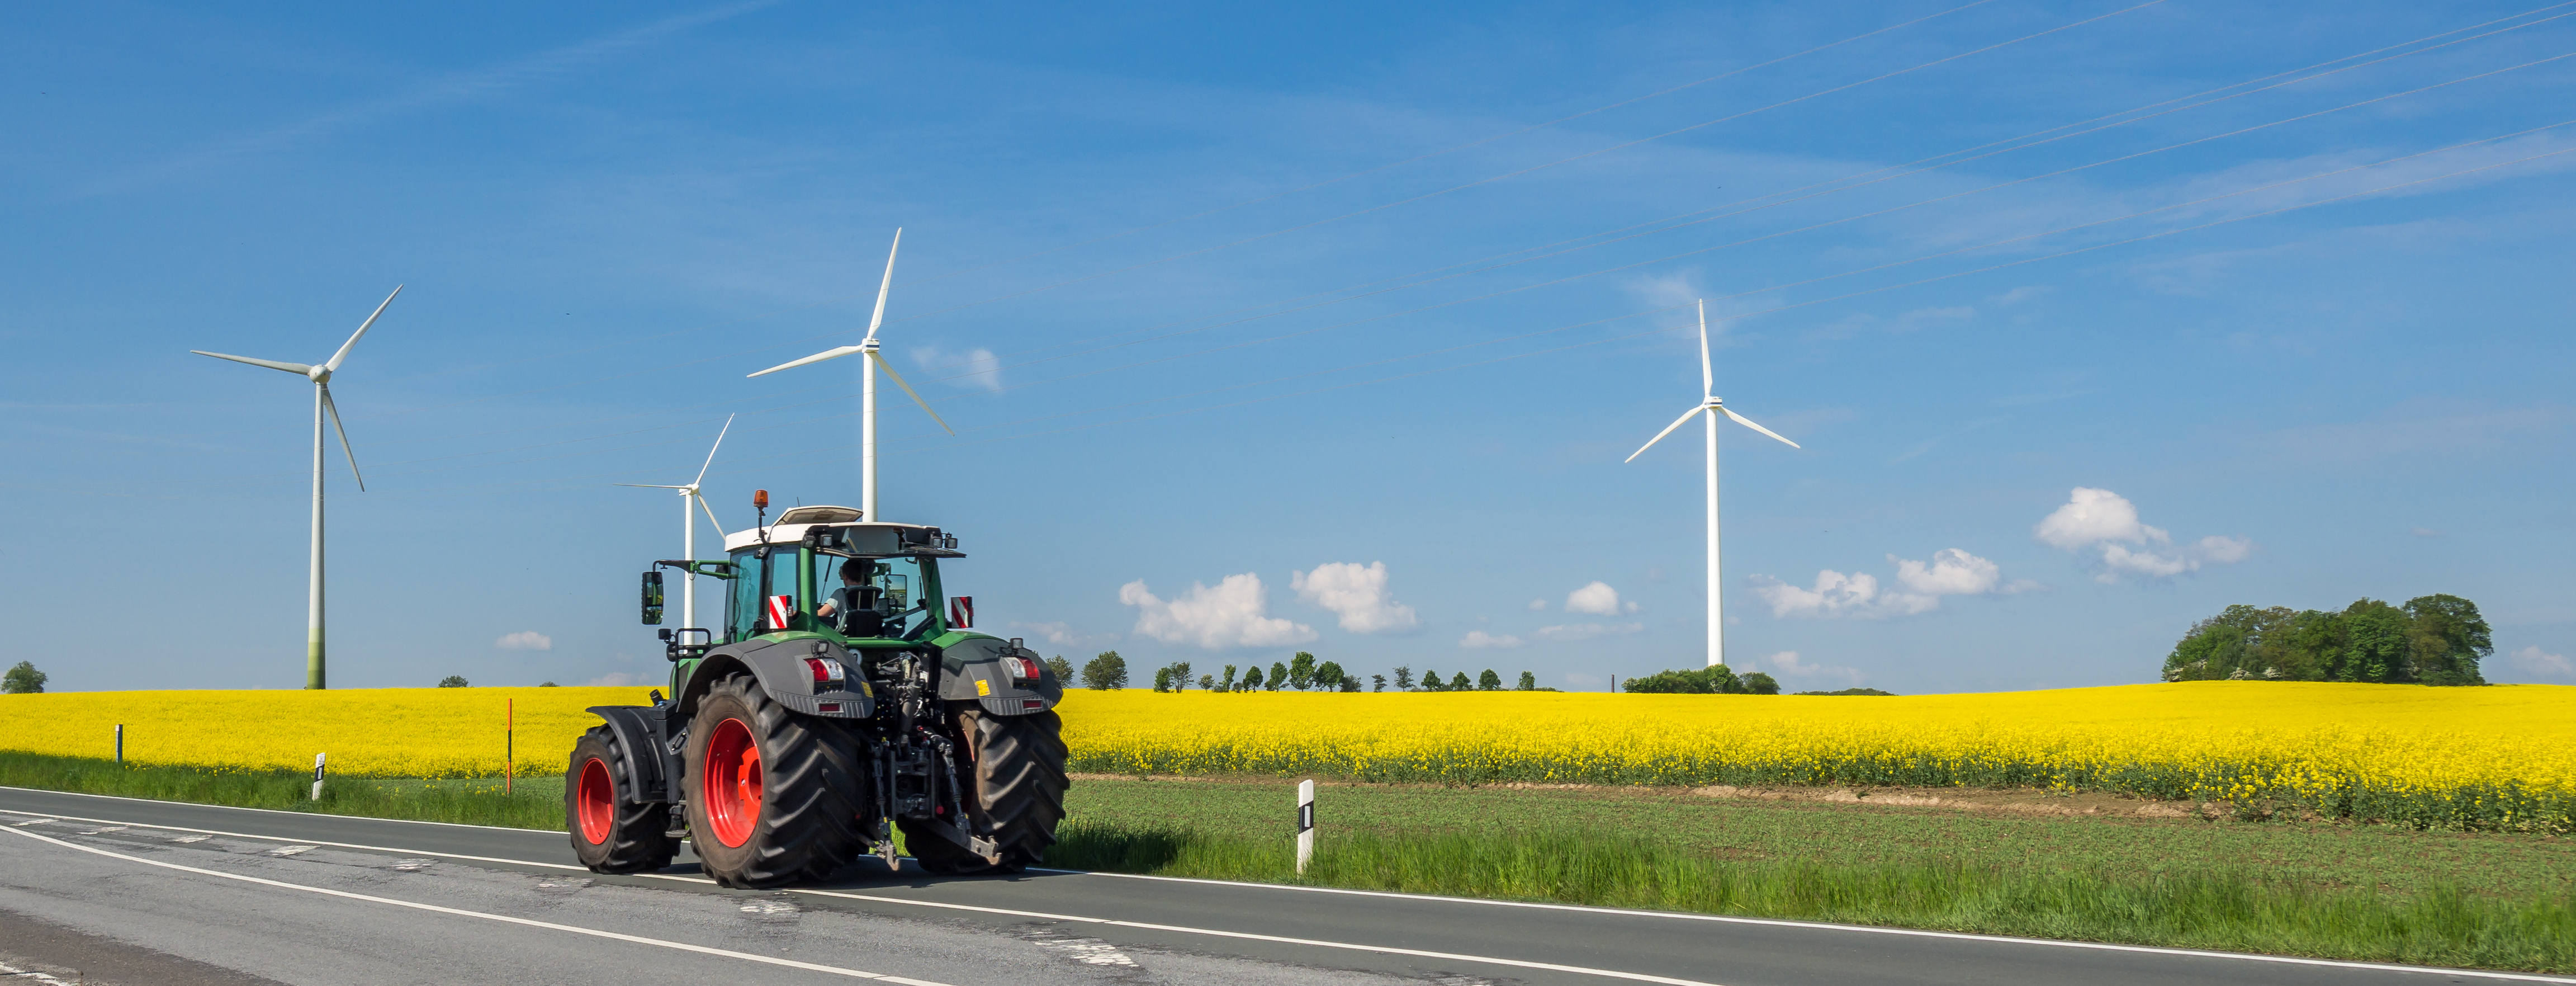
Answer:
(766, 595, 794, 630)
(948, 596, 973, 629)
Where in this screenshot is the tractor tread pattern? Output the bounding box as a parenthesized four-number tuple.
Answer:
(569, 726, 678, 874)
(907, 708, 1068, 874)
(689, 674, 868, 888)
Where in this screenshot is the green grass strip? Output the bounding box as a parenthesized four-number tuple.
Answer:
(1049, 820, 2576, 974)
(0, 750, 565, 829)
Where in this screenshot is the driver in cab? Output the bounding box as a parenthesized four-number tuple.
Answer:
(813, 559, 884, 637)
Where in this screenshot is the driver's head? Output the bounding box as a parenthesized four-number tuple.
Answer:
(839, 559, 867, 586)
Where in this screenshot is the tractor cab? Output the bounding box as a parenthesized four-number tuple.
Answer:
(716, 506, 963, 646)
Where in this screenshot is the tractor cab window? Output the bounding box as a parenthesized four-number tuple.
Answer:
(820, 553, 926, 640)
(724, 546, 792, 641)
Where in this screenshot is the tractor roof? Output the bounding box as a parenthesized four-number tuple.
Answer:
(723, 506, 959, 556)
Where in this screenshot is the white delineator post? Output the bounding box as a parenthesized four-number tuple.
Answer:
(311, 752, 327, 801)
(1295, 779, 1315, 874)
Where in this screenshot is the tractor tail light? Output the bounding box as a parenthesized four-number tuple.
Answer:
(1003, 656, 1041, 682)
(804, 658, 845, 686)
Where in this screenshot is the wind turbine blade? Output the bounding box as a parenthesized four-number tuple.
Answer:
(320, 385, 365, 490)
(617, 484, 691, 489)
(868, 350, 955, 436)
(862, 228, 901, 344)
(696, 492, 728, 537)
(324, 285, 402, 372)
(1697, 300, 1713, 398)
(692, 413, 735, 487)
(1625, 405, 1709, 463)
(192, 351, 312, 375)
(747, 345, 863, 378)
(1721, 406, 1801, 449)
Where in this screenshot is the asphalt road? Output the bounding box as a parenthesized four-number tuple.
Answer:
(1, 787, 2563, 986)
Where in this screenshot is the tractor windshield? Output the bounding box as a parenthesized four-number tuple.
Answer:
(821, 554, 926, 639)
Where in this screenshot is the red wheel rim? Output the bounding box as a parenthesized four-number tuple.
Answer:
(702, 717, 762, 848)
(575, 756, 615, 845)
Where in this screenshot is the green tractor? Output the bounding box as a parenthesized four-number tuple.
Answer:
(568, 498, 1068, 888)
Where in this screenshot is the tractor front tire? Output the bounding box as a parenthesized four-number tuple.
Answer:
(683, 674, 868, 888)
(902, 707, 1068, 875)
(568, 726, 678, 874)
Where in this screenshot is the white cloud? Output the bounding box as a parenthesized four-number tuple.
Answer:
(1459, 630, 1524, 649)
(1533, 622, 1645, 641)
(911, 346, 1003, 391)
(2035, 487, 2164, 549)
(1119, 574, 1315, 649)
(1009, 621, 1113, 647)
(1291, 562, 1421, 634)
(1565, 582, 1622, 616)
(1757, 650, 1865, 688)
(584, 671, 647, 687)
(1892, 548, 2001, 595)
(1752, 570, 1938, 619)
(495, 631, 552, 651)
(2511, 645, 2573, 680)
(1755, 548, 2015, 620)
(2034, 488, 2251, 582)
(1526, 598, 1548, 612)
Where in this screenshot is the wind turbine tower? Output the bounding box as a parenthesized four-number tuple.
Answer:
(1625, 300, 1801, 668)
(192, 286, 401, 689)
(619, 415, 735, 630)
(748, 229, 954, 521)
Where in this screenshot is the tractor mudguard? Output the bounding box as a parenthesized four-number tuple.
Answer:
(932, 633, 1063, 715)
(684, 636, 875, 720)
(584, 705, 671, 805)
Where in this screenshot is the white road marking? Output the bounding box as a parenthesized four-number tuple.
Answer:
(391, 859, 435, 871)
(78, 825, 126, 834)
(8, 802, 2573, 985)
(170, 834, 211, 843)
(1034, 936, 1138, 968)
(0, 959, 77, 985)
(740, 899, 799, 915)
(9, 818, 54, 827)
(0, 825, 954, 985)
(270, 845, 317, 856)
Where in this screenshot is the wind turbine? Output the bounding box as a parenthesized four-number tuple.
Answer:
(192, 285, 402, 690)
(618, 414, 735, 631)
(746, 229, 953, 521)
(1625, 300, 1800, 668)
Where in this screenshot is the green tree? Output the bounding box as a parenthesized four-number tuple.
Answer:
(1371, 674, 1387, 692)
(1288, 652, 1318, 690)
(1312, 661, 1343, 690)
(2338, 600, 2412, 683)
(1478, 669, 1502, 691)
(1449, 671, 1471, 690)
(1419, 668, 1442, 692)
(438, 676, 470, 688)
(1240, 665, 1264, 691)
(538, 681, 558, 687)
(1081, 651, 1129, 690)
(1150, 667, 1173, 692)
(1622, 666, 1742, 694)
(1161, 661, 1194, 692)
(1045, 655, 1077, 683)
(1269, 661, 1289, 691)
(1339, 673, 1361, 692)
(1516, 671, 1536, 691)
(2404, 593, 2492, 685)
(1393, 666, 1414, 690)
(1741, 671, 1781, 695)
(1219, 664, 1238, 692)
(1198, 674, 1216, 691)
(2, 661, 46, 695)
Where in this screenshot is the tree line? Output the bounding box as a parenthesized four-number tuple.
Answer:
(1054, 652, 1548, 692)
(2161, 593, 2490, 685)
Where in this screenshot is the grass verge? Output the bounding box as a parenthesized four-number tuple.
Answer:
(0, 751, 565, 828)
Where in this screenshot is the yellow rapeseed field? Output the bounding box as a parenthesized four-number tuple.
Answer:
(1, 682, 2567, 829)
(0, 687, 653, 780)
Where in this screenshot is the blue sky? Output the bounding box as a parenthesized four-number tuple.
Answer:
(6, 1, 2572, 693)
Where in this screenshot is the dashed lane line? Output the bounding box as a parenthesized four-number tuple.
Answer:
(0, 825, 951, 985)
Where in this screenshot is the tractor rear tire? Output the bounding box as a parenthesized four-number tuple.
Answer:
(902, 707, 1068, 875)
(683, 674, 868, 888)
(568, 726, 678, 874)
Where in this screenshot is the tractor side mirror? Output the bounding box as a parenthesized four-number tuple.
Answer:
(641, 570, 665, 625)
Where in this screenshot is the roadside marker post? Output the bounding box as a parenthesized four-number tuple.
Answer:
(505, 699, 515, 795)
(311, 753, 326, 801)
(1295, 779, 1315, 874)
(114, 724, 124, 763)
